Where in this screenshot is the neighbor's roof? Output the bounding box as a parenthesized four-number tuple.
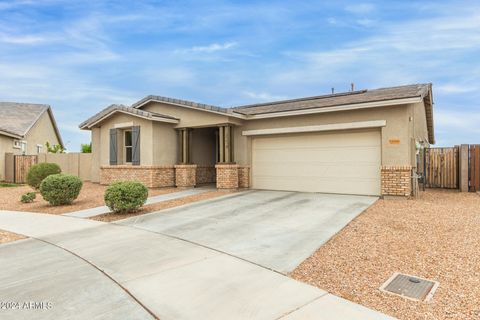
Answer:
(79, 104, 180, 129)
(232, 84, 431, 115)
(0, 102, 64, 146)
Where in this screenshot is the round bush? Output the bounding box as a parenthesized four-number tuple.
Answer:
(20, 192, 36, 203)
(40, 174, 82, 206)
(27, 163, 61, 189)
(104, 181, 148, 213)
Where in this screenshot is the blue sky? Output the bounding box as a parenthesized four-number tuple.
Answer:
(0, 0, 479, 151)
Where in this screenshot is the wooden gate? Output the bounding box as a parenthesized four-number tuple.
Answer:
(469, 145, 480, 191)
(14, 155, 37, 183)
(425, 147, 459, 189)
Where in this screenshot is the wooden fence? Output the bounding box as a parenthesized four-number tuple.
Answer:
(424, 147, 459, 189)
(13, 155, 37, 183)
(469, 145, 480, 191)
(4, 153, 92, 183)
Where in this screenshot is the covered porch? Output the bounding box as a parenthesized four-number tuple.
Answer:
(175, 125, 249, 189)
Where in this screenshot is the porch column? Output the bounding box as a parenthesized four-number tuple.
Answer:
(179, 128, 191, 164)
(217, 125, 233, 163)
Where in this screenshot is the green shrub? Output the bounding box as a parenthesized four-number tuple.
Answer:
(20, 192, 36, 203)
(104, 181, 148, 213)
(26, 163, 61, 189)
(40, 174, 82, 206)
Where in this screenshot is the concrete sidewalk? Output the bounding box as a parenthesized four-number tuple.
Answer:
(0, 238, 153, 320)
(0, 211, 394, 320)
(64, 186, 214, 218)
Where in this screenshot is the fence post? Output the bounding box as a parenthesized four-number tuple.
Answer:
(459, 144, 469, 192)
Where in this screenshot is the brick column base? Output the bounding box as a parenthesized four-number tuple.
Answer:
(175, 164, 197, 187)
(215, 164, 239, 189)
(381, 165, 412, 197)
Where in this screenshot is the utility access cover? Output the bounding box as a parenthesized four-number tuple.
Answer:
(380, 272, 439, 301)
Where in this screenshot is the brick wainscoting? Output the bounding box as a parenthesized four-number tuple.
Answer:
(100, 165, 175, 188)
(174, 164, 197, 187)
(196, 166, 216, 184)
(238, 166, 250, 188)
(381, 165, 412, 196)
(215, 164, 250, 189)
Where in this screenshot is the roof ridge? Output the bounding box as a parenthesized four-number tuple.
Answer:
(131, 95, 228, 113)
(232, 90, 368, 110)
(0, 101, 50, 107)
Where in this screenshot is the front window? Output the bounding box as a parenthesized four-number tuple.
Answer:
(20, 141, 27, 154)
(124, 130, 132, 163)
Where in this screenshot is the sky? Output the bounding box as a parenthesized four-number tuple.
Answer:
(0, 0, 479, 151)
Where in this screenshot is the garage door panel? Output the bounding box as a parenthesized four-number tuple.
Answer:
(253, 147, 380, 163)
(254, 131, 380, 149)
(253, 176, 379, 194)
(251, 130, 381, 196)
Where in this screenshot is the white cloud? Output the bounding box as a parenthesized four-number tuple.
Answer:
(435, 84, 478, 94)
(180, 41, 238, 53)
(0, 33, 48, 44)
(345, 3, 376, 15)
(242, 91, 288, 102)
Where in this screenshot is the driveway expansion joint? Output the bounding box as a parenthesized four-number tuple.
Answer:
(275, 294, 328, 320)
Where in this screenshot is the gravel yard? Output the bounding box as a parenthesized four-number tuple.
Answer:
(0, 182, 177, 214)
(0, 229, 26, 244)
(290, 190, 480, 320)
(91, 190, 232, 222)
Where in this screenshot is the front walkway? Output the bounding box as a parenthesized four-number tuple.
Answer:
(0, 211, 393, 320)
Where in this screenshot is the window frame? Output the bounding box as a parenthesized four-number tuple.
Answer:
(124, 129, 133, 164)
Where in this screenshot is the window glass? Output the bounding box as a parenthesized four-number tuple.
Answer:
(125, 130, 132, 163)
(126, 147, 132, 163)
(125, 131, 132, 146)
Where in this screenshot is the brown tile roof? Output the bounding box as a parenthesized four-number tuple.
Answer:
(80, 83, 434, 143)
(232, 83, 431, 115)
(131, 95, 229, 114)
(79, 104, 179, 129)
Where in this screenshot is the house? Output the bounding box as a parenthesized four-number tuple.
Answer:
(79, 83, 434, 197)
(0, 102, 64, 181)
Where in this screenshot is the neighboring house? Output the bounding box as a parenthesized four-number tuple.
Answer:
(0, 102, 63, 181)
(80, 83, 434, 197)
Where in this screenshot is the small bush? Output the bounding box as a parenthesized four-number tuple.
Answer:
(26, 163, 61, 189)
(104, 181, 148, 213)
(20, 192, 36, 203)
(40, 174, 82, 206)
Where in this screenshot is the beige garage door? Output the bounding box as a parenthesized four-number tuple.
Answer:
(251, 129, 381, 195)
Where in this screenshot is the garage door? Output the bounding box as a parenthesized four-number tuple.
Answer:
(251, 129, 381, 195)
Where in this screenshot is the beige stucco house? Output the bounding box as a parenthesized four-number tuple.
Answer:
(80, 83, 434, 197)
(0, 102, 63, 181)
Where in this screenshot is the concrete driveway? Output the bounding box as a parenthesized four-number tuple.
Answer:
(0, 210, 391, 320)
(120, 190, 377, 272)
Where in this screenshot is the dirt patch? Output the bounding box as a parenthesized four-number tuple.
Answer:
(0, 229, 26, 244)
(92, 190, 231, 222)
(290, 190, 480, 320)
(0, 182, 177, 214)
